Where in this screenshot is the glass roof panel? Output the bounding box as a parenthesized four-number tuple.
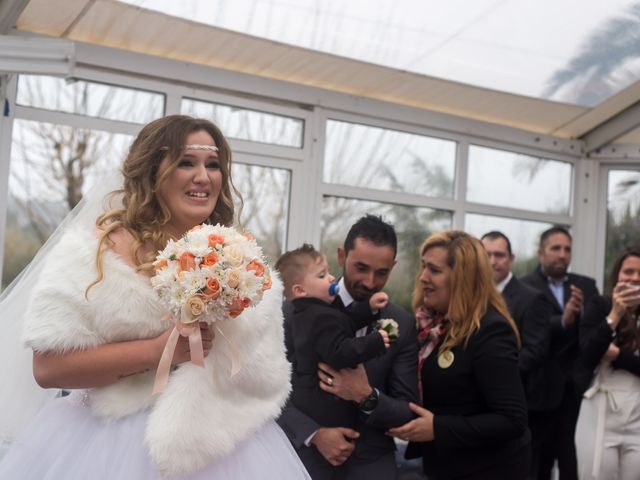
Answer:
(121, 0, 640, 107)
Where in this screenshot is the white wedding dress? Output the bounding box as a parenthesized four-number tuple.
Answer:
(0, 227, 309, 479)
(0, 393, 307, 479)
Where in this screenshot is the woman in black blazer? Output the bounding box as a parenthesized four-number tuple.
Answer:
(388, 231, 530, 479)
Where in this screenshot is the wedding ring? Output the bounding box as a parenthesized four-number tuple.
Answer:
(326, 377, 333, 386)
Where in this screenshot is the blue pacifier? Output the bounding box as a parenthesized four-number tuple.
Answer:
(328, 283, 340, 296)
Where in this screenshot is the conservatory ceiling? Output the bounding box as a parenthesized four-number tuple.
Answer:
(4, 0, 640, 146)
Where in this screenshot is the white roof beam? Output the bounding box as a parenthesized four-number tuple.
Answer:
(0, 0, 31, 34)
(582, 100, 640, 154)
(0, 34, 75, 76)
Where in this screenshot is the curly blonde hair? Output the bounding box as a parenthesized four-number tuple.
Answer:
(412, 230, 520, 352)
(87, 115, 241, 294)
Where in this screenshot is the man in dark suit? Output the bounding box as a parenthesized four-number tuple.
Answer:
(277, 215, 419, 480)
(520, 226, 598, 480)
(481, 231, 550, 377)
(481, 231, 551, 477)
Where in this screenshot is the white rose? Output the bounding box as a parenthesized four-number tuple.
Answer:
(227, 269, 241, 289)
(223, 245, 244, 268)
(181, 295, 205, 324)
(376, 318, 399, 342)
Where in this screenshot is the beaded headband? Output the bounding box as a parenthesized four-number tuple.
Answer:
(159, 144, 219, 152)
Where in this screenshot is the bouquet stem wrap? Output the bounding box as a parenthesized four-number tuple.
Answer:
(153, 321, 203, 395)
(152, 321, 242, 395)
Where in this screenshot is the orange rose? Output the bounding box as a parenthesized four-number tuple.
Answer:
(246, 260, 265, 277)
(203, 278, 221, 299)
(228, 297, 245, 318)
(240, 297, 251, 308)
(190, 225, 204, 232)
(203, 252, 218, 266)
(262, 276, 272, 291)
(243, 231, 254, 241)
(154, 259, 168, 271)
(179, 252, 196, 271)
(208, 234, 225, 248)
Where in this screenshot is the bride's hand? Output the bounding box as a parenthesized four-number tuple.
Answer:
(154, 322, 214, 365)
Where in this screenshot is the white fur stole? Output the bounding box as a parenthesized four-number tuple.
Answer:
(21, 228, 292, 477)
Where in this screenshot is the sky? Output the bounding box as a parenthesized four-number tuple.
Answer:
(122, 0, 640, 106)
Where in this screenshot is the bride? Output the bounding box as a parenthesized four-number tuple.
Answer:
(0, 115, 309, 479)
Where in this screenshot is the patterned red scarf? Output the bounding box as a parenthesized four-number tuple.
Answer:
(416, 306, 448, 397)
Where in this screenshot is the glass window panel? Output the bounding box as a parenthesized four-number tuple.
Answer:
(321, 196, 452, 311)
(467, 145, 572, 215)
(17, 75, 165, 124)
(234, 163, 290, 265)
(324, 120, 456, 198)
(181, 98, 304, 148)
(604, 169, 640, 287)
(2, 119, 132, 288)
(464, 213, 555, 277)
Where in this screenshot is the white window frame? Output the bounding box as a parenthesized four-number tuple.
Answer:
(2, 37, 631, 288)
(593, 158, 640, 289)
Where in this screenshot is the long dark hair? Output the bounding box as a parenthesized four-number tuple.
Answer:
(608, 247, 640, 353)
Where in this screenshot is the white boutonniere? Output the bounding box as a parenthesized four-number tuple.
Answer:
(376, 318, 399, 342)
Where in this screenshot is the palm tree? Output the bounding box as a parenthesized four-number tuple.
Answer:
(543, 2, 640, 106)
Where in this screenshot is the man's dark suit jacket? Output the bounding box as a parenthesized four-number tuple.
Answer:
(288, 297, 386, 429)
(278, 299, 419, 474)
(520, 265, 598, 409)
(412, 309, 530, 479)
(502, 276, 551, 409)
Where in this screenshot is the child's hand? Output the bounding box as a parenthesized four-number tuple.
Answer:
(379, 330, 390, 349)
(369, 292, 389, 312)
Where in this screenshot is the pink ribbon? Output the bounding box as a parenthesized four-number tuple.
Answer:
(152, 321, 241, 395)
(214, 325, 240, 377)
(152, 321, 205, 395)
(183, 322, 205, 368)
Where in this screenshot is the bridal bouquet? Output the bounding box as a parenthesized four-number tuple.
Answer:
(151, 224, 272, 323)
(150, 224, 272, 393)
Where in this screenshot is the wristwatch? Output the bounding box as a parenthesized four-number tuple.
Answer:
(358, 388, 379, 412)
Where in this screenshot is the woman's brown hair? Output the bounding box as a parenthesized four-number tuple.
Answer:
(87, 115, 241, 294)
(608, 247, 640, 353)
(412, 230, 520, 352)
